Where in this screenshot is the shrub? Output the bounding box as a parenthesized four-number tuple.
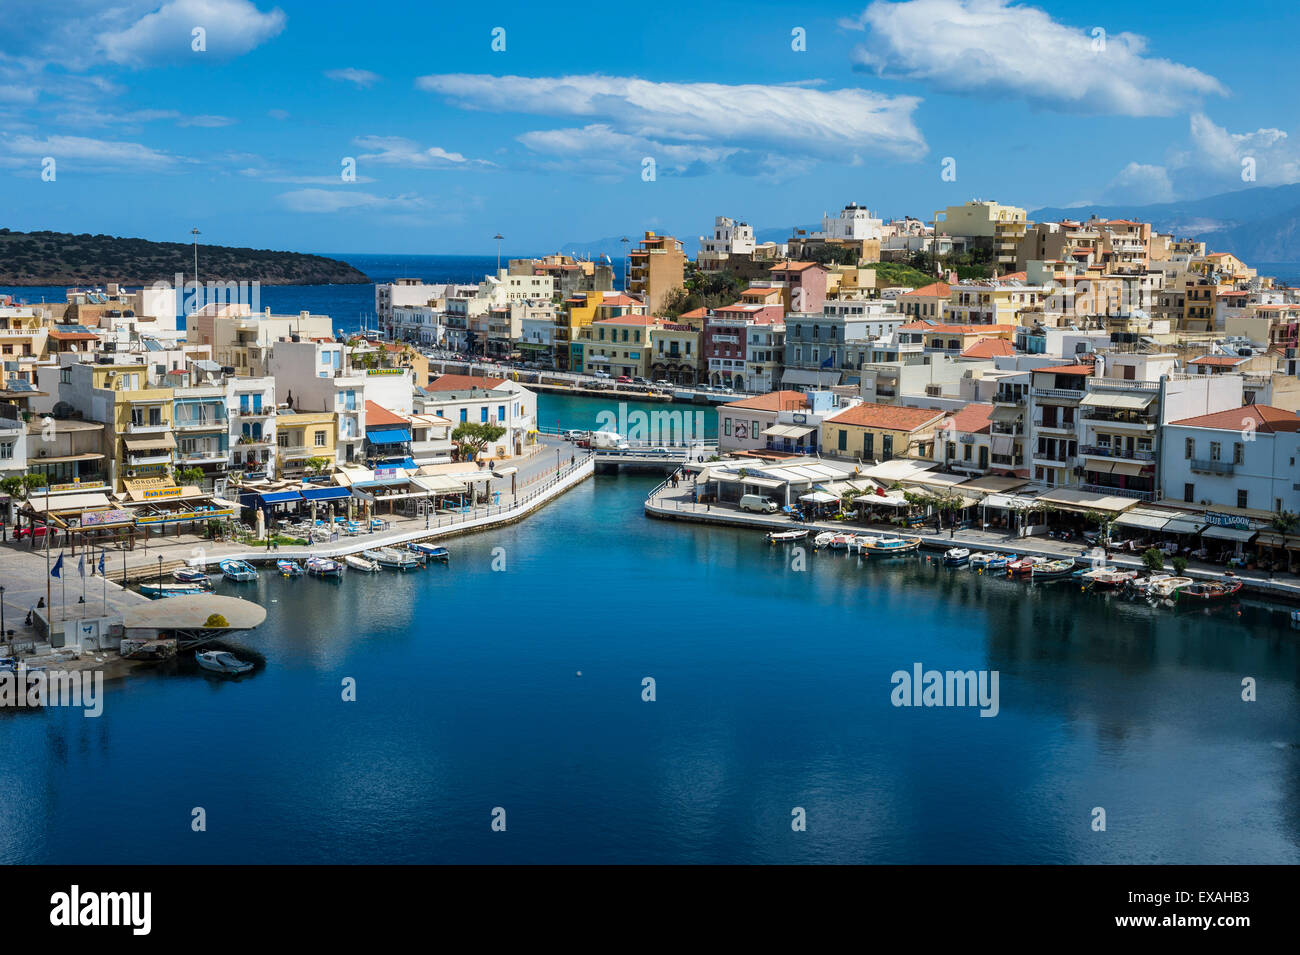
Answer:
(1171, 556, 1188, 574)
(1141, 548, 1165, 571)
(203, 613, 229, 628)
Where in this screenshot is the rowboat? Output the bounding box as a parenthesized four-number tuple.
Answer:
(942, 547, 970, 566)
(219, 559, 258, 582)
(195, 650, 254, 675)
(1031, 559, 1076, 579)
(1006, 556, 1039, 576)
(172, 567, 211, 585)
(766, 529, 808, 544)
(1177, 579, 1243, 602)
(364, 547, 423, 570)
(970, 552, 1015, 570)
(344, 554, 380, 573)
(858, 534, 921, 557)
(828, 533, 856, 550)
(141, 581, 210, 599)
(1080, 568, 1137, 589)
(276, 559, 304, 577)
(408, 542, 449, 562)
(812, 531, 836, 550)
(305, 556, 343, 578)
(1144, 575, 1194, 598)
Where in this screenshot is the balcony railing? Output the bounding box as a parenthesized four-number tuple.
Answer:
(990, 423, 1023, 435)
(990, 454, 1023, 466)
(231, 406, 275, 417)
(1031, 387, 1085, 400)
(993, 393, 1026, 405)
(126, 421, 169, 434)
(1080, 482, 1155, 501)
(1080, 444, 1156, 462)
(1081, 409, 1156, 425)
(1190, 458, 1235, 475)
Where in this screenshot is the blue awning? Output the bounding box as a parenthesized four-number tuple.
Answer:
(241, 489, 302, 506)
(375, 457, 416, 470)
(367, 428, 411, 444)
(299, 486, 351, 502)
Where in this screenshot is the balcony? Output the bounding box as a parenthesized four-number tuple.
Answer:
(990, 454, 1024, 466)
(990, 423, 1023, 436)
(993, 392, 1026, 406)
(1032, 452, 1072, 464)
(231, 406, 275, 418)
(1081, 408, 1156, 426)
(1032, 419, 1075, 433)
(126, 421, 170, 434)
(1190, 458, 1235, 475)
(177, 449, 229, 464)
(1031, 387, 1085, 401)
(1080, 444, 1155, 463)
(127, 451, 172, 466)
(1080, 482, 1155, 501)
(174, 415, 227, 431)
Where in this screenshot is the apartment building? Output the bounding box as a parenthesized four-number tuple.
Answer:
(268, 339, 366, 465)
(627, 232, 686, 317)
(1160, 405, 1300, 516)
(698, 216, 757, 271)
(821, 402, 944, 462)
(938, 200, 1028, 269)
(228, 376, 277, 480)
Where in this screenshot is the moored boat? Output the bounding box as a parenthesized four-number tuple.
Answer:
(766, 529, 808, 544)
(1144, 575, 1194, 598)
(141, 581, 210, 599)
(1177, 579, 1243, 602)
(408, 542, 449, 562)
(1006, 556, 1039, 576)
(173, 567, 211, 585)
(219, 559, 258, 582)
(276, 559, 304, 577)
(1081, 568, 1138, 589)
(1031, 558, 1076, 579)
(305, 556, 343, 578)
(364, 547, 422, 570)
(943, 547, 970, 566)
(195, 650, 254, 675)
(859, 534, 921, 557)
(812, 531, 836, 550)
(344, 554, 380, 573)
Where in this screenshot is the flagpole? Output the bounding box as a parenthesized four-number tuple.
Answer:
(80, 549, 86, 618)
(102, 550, 107, 615)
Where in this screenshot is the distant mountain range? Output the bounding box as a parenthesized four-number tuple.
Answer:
(1030, 183, 1300, 263)
(0, 229, 370, 286)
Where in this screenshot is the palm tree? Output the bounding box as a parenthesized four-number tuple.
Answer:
(1271, 510, 1298, 572)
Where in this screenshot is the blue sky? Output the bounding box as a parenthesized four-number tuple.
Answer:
(2, 0, 1299, 257)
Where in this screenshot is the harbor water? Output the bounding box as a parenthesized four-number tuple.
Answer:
(2, 460, 1297, 863)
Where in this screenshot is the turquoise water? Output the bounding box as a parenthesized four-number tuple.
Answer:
(538, 393, 717, 440)
(2, 462, 1297, 863)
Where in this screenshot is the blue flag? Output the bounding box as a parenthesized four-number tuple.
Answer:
(820, 354, 835, 369)
(78, 554, 85, 578)
(98, 550, 106, 575)
(51, 552, 64, 578)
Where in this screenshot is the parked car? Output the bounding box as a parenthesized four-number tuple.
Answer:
(591, 370, 611, 379)
(654, 379, 671, 387)
(632, 376, 650, 385)
(616, 375, 633, 384)
(562, 429, 589, 441)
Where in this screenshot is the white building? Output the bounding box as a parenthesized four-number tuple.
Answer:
(698, 216, 757, 269)
(267, 340, 366, 465)
(417, 376, 537, 459)
(813, 203, 883, 241)
(227, 375, 277, 479)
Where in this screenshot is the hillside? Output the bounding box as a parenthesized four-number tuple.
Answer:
(0, 229, 370, 286)
(1029, 183, 1300, 263)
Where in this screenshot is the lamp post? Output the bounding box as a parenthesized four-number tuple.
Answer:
(191, 227, 201, 302)
(494, 233, 504, 273)
(158, 555, 164, 589)
(1, 584, 7, 656)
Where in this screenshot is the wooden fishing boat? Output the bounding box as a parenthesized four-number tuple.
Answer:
(408, 542, 449, 562)
(942, 547, 970, 566)
(364, 547, 423, 570)
(1031, 558, 1076, 579)
(858, 534, 921, 557)
(219, 559, 258, 582)
(276, 559, 304, 577)
(766, 529, 808, 544)
(305, 556, 343, 578)
(1176, 579, 1243, 602)
(1144, 575, 1194, 598)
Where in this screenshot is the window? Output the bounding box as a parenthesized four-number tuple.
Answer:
(278, 434, 290, 448)
(1184, 483, 1194, 503)
(149, 407, 162, 426)
(724, 417, 732, 437)
(61, 368, 71, 384)
(480, 408, 488, 423)
(1233, 442, 1244, 465)
(497, 405, 506, 422)
(314, 430, 326, 447)
(0, 442, 12, 460)
(1184, 437, 1194, 459)
(837, 429, 847, 452)
(459, 409, 468, 422)
(1237, 489, 1248, 509)
(1209, 441, 1221, 461)
(864, 433, 874, 457)
(882, 434, 894, 460)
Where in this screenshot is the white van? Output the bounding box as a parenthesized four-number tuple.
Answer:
(739, 494, 778, 514)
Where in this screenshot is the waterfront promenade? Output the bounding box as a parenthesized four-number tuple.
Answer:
(645, 478, 1300, 603)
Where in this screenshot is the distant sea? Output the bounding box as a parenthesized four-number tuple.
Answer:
(0, 253, 628, 336)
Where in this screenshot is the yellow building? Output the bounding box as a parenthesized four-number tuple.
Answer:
(95, 368, 176, 493)
(576, 316, 655, 378)
(275, 411, 337, 476)
(820, 402, 945, 461)
(938, 200, 1028, 268)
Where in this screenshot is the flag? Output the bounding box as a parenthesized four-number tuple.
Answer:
(820, 355, 835, 369)
(51, 552, 64, 578)
(97, 550, 106, 575)
(78, 554, 85, 578)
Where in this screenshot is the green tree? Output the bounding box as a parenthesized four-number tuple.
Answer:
(177, 466, 205, 485)
(452, 422, 507, 460)
(1142, 547, 1165, 571)
(304, 456, 331, 474)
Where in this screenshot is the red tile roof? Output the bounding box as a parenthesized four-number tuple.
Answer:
(960, 337, 1015, 359)
(942, 403, 994, 434)
(426, 373, 507, 392)
(900, 282, 951, 298)
(1189, 355, 1247, 366)
(825, 402, 944, 432)
(1169, 404, 1300, 433)
(720, 390, 808, 412)
(1037, 363, 1095, 376)
(364, 400, 409, 426)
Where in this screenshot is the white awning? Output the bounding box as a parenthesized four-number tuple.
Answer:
(30, 491, 112, 513)
(762, 423, 816, 439)
(1202, 524, 1257, 542)
(411, 474, 468, 494)
(1079, 392, 1156, 409)
(1114, 507, 1174, 531)
(799, 491, 838, 504)
(1162, 516, 1207, 535)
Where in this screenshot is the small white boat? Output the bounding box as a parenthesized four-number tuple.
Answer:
(943, 547, 970, 566)
(173, 567, 211, 585)
(219, 559, 258, 582)
(812, 531, 836, 550)
(408, 542, 449, 562)
(141, 581, 209, 599)
(1144, 575, 1194, 598)
(195, 650, 253, 675)
(276, 559, 304, 577)
(344, 554, 380, 573)
(766, 529, 808, 544)
(827, 533, 856, 550)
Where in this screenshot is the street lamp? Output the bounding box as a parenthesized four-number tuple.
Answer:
(191, 227, 201, 311)
(158, 555, 164, 589)
(1, 584, 7, 656)
(494, 233, 504, 273)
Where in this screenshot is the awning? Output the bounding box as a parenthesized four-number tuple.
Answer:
(741, 476, 785, 489)
(123, 434, 177, 451)
(1114, 507, 1174, 531)
(1035, 487, 1139, 514)
(254, 490, 303, 504)
(990, 405, 1023, 423)
(1084, 458, 1148, 477)
(299, 486, 352, 502)
(1202, 525, 1257, 543)
(763, 423, 816, 439)
(1161, 516, 1207, 535)
(411, 474, 468, 494)
(1079, 392, 1155, 410)
(799, 491, 838, 504)
(990, 434, 1016, 456)
(958, 475, 1028, 494)
(367, 427, 411, 444)
(29, 492, 112, 513)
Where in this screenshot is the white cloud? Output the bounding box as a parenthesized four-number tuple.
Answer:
(1182, 113, 1300, 186)
(325, 68, 380, 88)
(180, 114, 236, 127)
(416, 72, 926, 160)
(0, 133, 180, 168)
(241, 167, 375, 185)
(1104, 162, 1174, 204)
(99, 0, 286, 65)
(846, 0, 1226, 117)
(277, 189, 423, 214)
(353, 135, 493, 168)
(515, 124, 734, 177)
